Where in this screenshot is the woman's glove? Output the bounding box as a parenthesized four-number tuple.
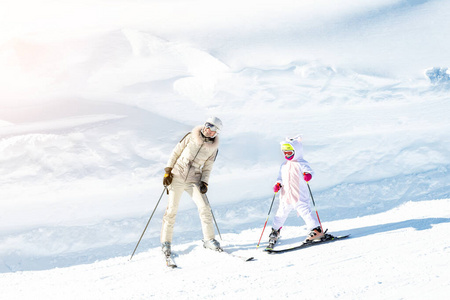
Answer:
(273, 182, 282, 193)
(199, 181, 208, 194)
(303, 172, 312, 182)
(163, 167, 173, 186)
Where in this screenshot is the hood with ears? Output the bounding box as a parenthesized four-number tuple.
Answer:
(280, 135, 304, 161)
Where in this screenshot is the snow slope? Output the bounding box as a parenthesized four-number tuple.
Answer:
(1, 199, 449, 299)
(1, 0, 450, 298)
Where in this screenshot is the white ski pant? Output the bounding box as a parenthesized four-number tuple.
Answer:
(272, 197, 320, 231)
(161, 178, 215, 243)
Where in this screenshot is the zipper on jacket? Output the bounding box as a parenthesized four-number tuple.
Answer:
(184, 142, 204, 182)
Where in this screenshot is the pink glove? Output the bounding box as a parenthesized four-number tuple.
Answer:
(303, 172, 312, 182)
(273, 182, 282, 193)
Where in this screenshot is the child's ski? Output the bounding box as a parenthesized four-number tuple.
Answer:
(266, 234, 350, 254)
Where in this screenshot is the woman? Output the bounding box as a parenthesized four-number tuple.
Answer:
(160, 117, 223, 257)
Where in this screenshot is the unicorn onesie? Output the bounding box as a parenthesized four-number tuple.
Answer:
(269, 136, 323, 245)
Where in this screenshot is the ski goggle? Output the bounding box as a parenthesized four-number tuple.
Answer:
(281, 143, 295, 158)
(283, 150, 294, 157)
(204, 122, 220, 132)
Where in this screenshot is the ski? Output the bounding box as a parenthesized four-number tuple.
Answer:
(266, 234, 350, 254)
(222, 249, 255, 262)
(213, 248, 254, 262)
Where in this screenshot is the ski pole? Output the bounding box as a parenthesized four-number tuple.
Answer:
(129, 187, 167, 261)
(306, 182, 323, 232)
(256, 192, 277, 248)
(203, 193, 222, 240)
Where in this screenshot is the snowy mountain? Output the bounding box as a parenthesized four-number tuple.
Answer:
(1, 0, 449, 298)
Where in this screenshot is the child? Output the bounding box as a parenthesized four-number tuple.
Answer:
(268, 135, 324, 248)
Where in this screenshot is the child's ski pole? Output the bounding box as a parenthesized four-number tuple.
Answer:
(256, 192, 277, 248)
(306, 182, 323, 232)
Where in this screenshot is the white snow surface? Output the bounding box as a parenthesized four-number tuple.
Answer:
(1, 0, 450, 299)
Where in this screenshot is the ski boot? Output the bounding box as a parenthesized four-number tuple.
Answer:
(266, 227, 281, 250)
(161, 241, 171, 257)
(305, 226, 324, 242)
(203, 239, 223, 252)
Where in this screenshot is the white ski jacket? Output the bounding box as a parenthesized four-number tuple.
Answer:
(166, 125, 219, 184)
